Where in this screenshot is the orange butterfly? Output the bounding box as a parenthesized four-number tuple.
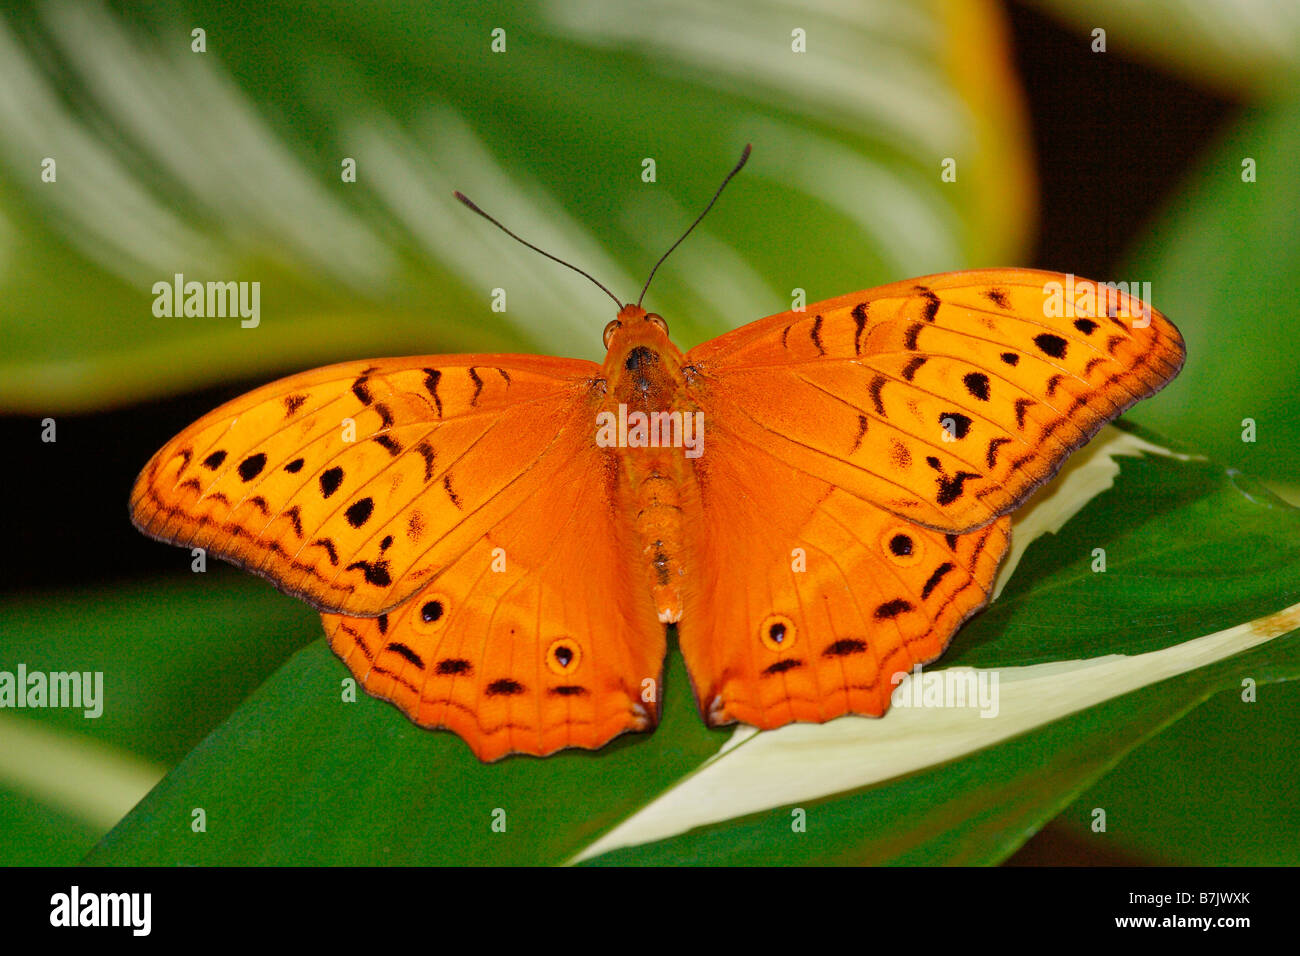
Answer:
(131, 147, 1184, 760)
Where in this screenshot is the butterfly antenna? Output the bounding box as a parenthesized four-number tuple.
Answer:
(637, 143, 752, 307)
(453, 191, 624, 309)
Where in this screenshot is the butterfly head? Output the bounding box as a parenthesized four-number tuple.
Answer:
(603, 304, 669, 350)
(601, 304, 684, 396)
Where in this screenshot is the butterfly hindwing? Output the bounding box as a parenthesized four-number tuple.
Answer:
(322, 412, 665, 760)
(130, 354, 601, 616)
(677, 415, 1009, 728)
(684, 269, 1184, 533)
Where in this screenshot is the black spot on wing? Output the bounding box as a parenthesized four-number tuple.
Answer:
(823, 639, 868, 657)
(423, 368, 443, 416)
(415, 441, 436, 481)
(351, 377, 373, 405)
(936, 470, 981, 506)
(443, 473, 462, 508)
(386, 642, 424, 668)
(870, 374, 887, 415)
(345, 497, 374, 528)
(985, 288, 1011, 309)
(486, 679, 525, 697)
(320, 466, 344, 498)
(810, 315, 825, 355)
(202, 450, 227, 470)
(284, 457, 305, 473)
(437, 658, 472, 675)
(986, 437, 1012, 468)
(762, 659, 803, 675)
(1014, 398, 1034, 429)
(312, 538, 339, 566)
(940, 411, 973, 439)
(916, 286, 940, 322)
(852, 302, 869, 355)
(468, 367, 483, 406)
(874, 599, 912, 620)
(963, 372, 990, 401)
(345, 557, 391, 587)
(1034, 333, 1068, 359)
(902, 356, 927, 381)
(374, 435, 403, 456)
(921, 562, 955, 600)
(237, 453, 267, 481)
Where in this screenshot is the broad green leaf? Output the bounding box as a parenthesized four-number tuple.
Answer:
(0, 572, 318, 864)
(0, 0, 1031, 412)
(83, 425, 1300, 865)
(1026, 0, 1300, 99)
(1054, 680, 1300, 865)
(1118, 95, 1300, 494)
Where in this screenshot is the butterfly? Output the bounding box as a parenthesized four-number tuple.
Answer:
(131, 146, 1184, 761)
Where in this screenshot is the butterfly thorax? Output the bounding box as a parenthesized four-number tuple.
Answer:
(599, 306, 695, 623)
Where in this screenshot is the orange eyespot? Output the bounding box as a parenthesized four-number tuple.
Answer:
(546, 638, 583, 675)
(759, 614, 797, 652)
(603, 319, 622, 349)
(645, 313, 668, 335)
(880, 527, 924, 567)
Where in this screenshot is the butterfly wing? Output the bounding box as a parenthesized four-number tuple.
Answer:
(321, 402, 665, 761)
(678, 417, 1010, 728)
(130, 354, 605, 616)
(676, 269, 1180, 728)
(684, 269, 1185, 533)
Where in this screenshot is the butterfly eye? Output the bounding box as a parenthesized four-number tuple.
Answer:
(759, 614, 797, 652)
(880, 527, 924, 567)
(603, 319, 622, 349)
(546, 638, 583, 675)
(645, 313, 668, 335)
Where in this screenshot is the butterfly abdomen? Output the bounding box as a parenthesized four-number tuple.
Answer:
(624, 452, 689, 624)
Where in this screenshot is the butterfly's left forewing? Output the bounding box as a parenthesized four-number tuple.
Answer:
(685, 269, 1184, 533)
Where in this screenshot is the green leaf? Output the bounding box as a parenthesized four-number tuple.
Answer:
(84, 425, 1300, 865)
(0, 572, 318, 864)
(0, 0, 1031, 413)
(1119, 95, 1300, 494)
(1054, 681, 1300, 865)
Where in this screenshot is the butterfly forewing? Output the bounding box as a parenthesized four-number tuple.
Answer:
(685, 269, 1185, 533)
(130, 354, 599, 616)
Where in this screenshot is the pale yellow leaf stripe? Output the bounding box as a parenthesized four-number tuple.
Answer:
(0, 713, 166, 832)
